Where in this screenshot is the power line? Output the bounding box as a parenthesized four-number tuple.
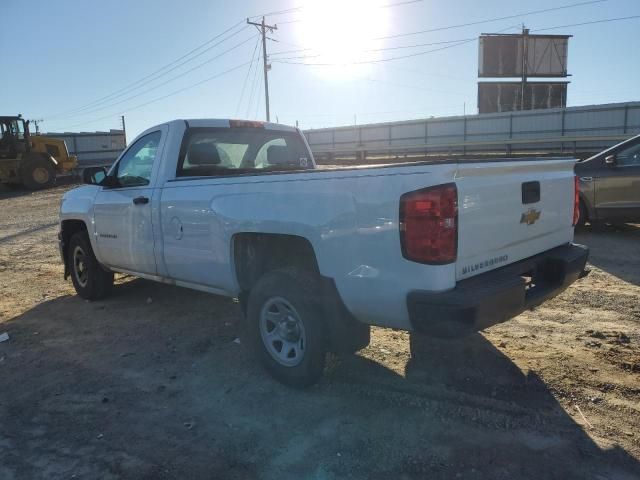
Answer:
(273, 12, 639, 67)
(254, 80, 263, 120)
(269, 0, 608, 59)
(272, 37, 480, 66)
(269, 2, 607, 64)
(380, 0, 424, 9)
(236, 37, 262, 116)
(245, 49, 262, 119)
(532, 14, 640, 32)
(269, 46, 311, 57)
(51, 35, 258, 121)
(272, 37, 477, 61)
(43, 20, 248, 120)
(47, 25, 251, 120)
(47, 61, 252, 131)
(248, 6, 303, 20)
(269, 0, 425, 26)
(375, 0, 606, 40)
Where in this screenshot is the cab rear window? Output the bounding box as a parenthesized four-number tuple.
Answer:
(176, 127, 312, 178)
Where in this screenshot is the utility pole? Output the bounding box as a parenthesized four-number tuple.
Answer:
(31, 119, 44, 135)
(121, 115, 127, 147)
(247, 17, 277, 122)
(520, 26, 529, 111)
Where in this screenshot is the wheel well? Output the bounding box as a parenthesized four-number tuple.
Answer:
(233, 233, 370, 354)
(61, 220, 87, 278)
(233, 233, 319, 294)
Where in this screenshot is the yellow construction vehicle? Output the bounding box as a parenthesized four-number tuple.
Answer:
(0, 115, 77, 190)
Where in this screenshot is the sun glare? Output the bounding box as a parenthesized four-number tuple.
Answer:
(295, 0, 390, 78)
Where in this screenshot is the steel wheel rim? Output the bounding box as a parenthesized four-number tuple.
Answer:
(259, 297, 306, 367)
(73, 245, 89, 288)
(33, 167, 49, 184)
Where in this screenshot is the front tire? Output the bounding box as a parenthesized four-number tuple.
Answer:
(21, 157, 56, 190)
(68, 231, 114, 300)
(246, 268, 327, 387)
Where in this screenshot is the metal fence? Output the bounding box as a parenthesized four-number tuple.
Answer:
(304, 101, 640, 162)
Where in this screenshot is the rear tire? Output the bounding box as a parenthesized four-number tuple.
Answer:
(576, 200, 588, 228)
(21, 157, 56, 190)
(68, 231, 113, 300)
(246, 267, 327, 387)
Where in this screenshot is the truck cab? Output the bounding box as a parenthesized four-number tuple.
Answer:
(0, 116, 28, 159)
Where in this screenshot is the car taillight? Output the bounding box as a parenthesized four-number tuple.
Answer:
(400, 183, 458, 264)
(572, 175, 580, 226)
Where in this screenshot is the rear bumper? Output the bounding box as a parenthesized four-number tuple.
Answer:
(408, 243, 589, 335)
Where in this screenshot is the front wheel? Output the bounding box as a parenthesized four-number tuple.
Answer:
(246, 268, 327, 387)
(21, 158, 56, 190)
(68, 231, 114, 300)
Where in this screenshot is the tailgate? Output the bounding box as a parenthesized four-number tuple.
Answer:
(455, 159, 576, 281)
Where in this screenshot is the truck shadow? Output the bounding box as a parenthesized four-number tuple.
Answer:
(331, 333, 640, 478)
(0, 176, 79, 200)
(576, 223, 640, 286)
(0, 222, 59, 245)
(1, 280, 638, 479)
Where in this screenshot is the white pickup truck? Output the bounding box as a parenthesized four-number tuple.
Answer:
(59, 119, 588, 386)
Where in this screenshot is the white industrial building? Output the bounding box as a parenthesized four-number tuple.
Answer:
(44, 129, 126, 166)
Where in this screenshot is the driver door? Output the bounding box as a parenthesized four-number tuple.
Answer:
(595, 140, 640, 222)
(92, 129, 165, 274)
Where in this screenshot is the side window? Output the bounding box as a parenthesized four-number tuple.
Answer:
(617, 143, 640, 167)
(114, 131, 161, 187)
(14, 120, 25, 140)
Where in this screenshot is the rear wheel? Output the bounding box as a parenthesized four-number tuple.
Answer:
(68, 231, 113, 300)
(21, 157, 56, 190)
(246, 267, 327, 387)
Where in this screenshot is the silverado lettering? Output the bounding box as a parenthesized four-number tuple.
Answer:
(462, 255, 509, 275)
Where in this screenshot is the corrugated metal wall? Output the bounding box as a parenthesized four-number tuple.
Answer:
(40, 102, 640, 168)
(304, 101, 640, 160)
(43, 130, 126, 166)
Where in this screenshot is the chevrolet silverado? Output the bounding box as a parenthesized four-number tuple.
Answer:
(59, 119, 588, 386)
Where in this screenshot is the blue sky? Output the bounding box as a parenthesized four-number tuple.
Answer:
(2, 0, 638, 139)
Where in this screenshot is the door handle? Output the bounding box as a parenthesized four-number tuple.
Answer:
(580, 177, 593, 182)
(133, 196, 149, 205)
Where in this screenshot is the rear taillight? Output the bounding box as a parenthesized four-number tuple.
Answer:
(572, 175, 580, 226)
(400, 183, 458, 264)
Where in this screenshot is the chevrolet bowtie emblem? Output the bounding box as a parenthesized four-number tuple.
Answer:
(520, 208, 541, 225)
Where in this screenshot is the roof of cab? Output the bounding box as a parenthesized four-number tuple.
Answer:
(171, 119, 298, 132)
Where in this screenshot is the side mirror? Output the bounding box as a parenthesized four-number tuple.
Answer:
(605, 154, 617, 166)
(82, 166, 107, 185)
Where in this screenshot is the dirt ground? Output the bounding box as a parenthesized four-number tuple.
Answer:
(0, 184, 638, 480)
